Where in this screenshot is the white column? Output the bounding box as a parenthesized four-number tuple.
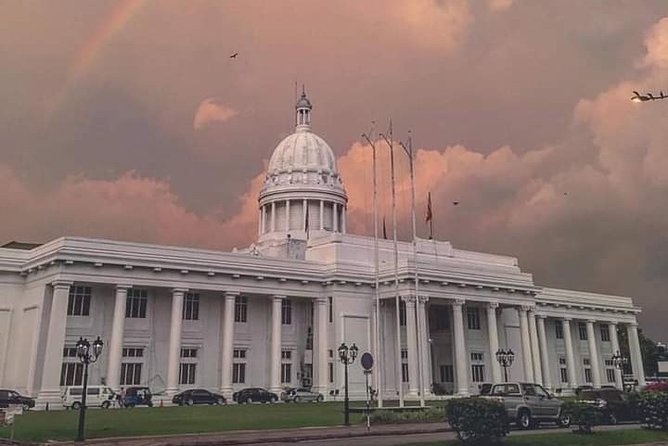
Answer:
(586, 320, 602, 388)
(314, 297, 329, 396)
(518, 306, 534, 382)
(529, 310, 542, 384)
(166, 288, 187, 396)
(627, 322, 646, 387)
(403, 297, 419, 397)
(220, 291, 237, 397)
(285, 200, 291, 231)
(563, 318, 578, 389)
(417, 296, 431, 397)
(341, 205, 346, 233)
(262, 205, 267, 234)
(609, 322, 623, 389)
(106, 285, 130, 393)
(319, 200, 324, 230)
(452, 299, 469, 396)
(537, 316, 551, 389)
(486, 302, 502, 383)
(333, 203, 339, 232)
(269, 295, 285, 393)
(270, 202, 276, 232)
(37, 281, 72, 408)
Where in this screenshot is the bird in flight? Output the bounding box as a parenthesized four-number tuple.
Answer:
(452, 201, 460, 206)
(230, 52, 239, 59)
(631, 90, 667, 102)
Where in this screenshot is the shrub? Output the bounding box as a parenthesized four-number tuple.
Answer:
(368, 406, 446, 424)
(447, 398, 509, 443)
(562, 401, 604, 434)
(635, 391, 668, 430)
(644, 381, 668, 392)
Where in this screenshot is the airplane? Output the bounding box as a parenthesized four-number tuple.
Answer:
(631, 90, 667, 102)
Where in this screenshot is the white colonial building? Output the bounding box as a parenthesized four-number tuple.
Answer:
(0, 93, 646, 409)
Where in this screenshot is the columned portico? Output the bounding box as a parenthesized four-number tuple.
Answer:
(518, 306, 534, 382)
(451, 299, 469, 396)
(627, 322, 646, 387)
(609, 322, 623, 389)
(220, 291, 237, 397)
(269, 295, 285, 394)
(37, 281, 72, 408)
(314, 297, 329, 395)
(403, 296, 419, 397)
(528, 310, 542, 384)
(536, 315, 551, 389)
(106, 285, 130, 393)
(586, 320, 602, 388)
(486, 302, 502, 383)
(166, 288, 187, 396)
(562, 318, 578, 389)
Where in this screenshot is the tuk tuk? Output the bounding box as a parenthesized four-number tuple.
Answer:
(122, 387, 153, 407)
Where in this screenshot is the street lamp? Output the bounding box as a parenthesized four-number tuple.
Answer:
(495, 349, 515, 382)
(611, 350, 629, 390)
(338, 342, 359, 426)
(75, 336, 104, 442)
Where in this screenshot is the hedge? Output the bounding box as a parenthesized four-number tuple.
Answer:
(447, 398, 509, 443)
(636, 391, 668, 430)
(561, 401, 604, 434)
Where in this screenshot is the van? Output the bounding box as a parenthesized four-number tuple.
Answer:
(62, 386, 115, 409)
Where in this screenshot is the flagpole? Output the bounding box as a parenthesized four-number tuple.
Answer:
(362, 126, 383, 408)
(380, 120, 404, 408)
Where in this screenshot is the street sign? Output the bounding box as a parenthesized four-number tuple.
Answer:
(361, 352, 373, 370)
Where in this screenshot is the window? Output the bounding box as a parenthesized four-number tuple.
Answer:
(471, 352, 485, 382)
(120, 347, 144, 386)
(467, 307, 481, 330)
(555, 322, 564, 339)
(559, 357, 568, 383)
(233, 349, 247, 384)
(235, 296, 248, 323)
(126, 289, 148, 318)
(63, 347, 78, 358)
(583, 358, 592, 383)
(578, 323, 588, 340)
(440, 365, 454, 382)
(179, 348, 198, 385)
(328, 362, 334, 383)
(60, 363, 83, 386)
(401, 349, 408, 382)
(183, 293, 200, 320)
(604, 358, 616, 383)
(281, 350, 292, 384)
(281, 299, 292, 325)
(399, 300, 407, 326)
(429, 306, 449, 331)
(122, 348, 144, 358)
(328, 296, 333, 323)
(600, 324, 610, 342)
(67, 286, 91, 316)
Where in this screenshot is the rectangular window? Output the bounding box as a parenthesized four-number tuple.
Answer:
(606, 368, 616, 383)
(183, 293, 200, 320)
(122, 348, 144, 358)
(399, 300, 407, 326)
(281, 299, 292, 325)
(470, 352, 484, 362)
(600, 324, 610, 342)
(60, 363, 83, 386)
(472, 364, 485, 382)
(555, 322, 564, 339)
(401, 348, 408, 382)
(120, 363, 142, 385)
(281, 363, 292, 384)
(578, 323, 588, 340)
(235, 296, 248, 323)
(328, 296, 333, 323)
(126, 289, 148, 318)
(440, 364, 454, 382)
(67, 286, 91, 316)
(181, 348, 197, 358)
(179, 363, 196, 385)
(467, 307, 481, 330)
(584, 368, 592, 383)
(328, 362, 334, 383)
(559, 356, 568, 383)
(430, 306, 450, 331)
(63, 347, 78, 358)
(233, 348, 247, 384)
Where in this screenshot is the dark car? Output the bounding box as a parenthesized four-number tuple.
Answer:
(232, 387, 279, 404)
(0, 389, 35, 410)
(578, 389, 637, 424)
(122, 386, 153, 407)
(172, 389, 226, 406)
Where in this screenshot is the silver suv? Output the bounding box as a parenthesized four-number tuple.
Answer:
(481, 382, 569, 429)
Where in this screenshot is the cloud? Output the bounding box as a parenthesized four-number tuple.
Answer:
(488, 0, 513, 12)
(193, 98, 238, 130)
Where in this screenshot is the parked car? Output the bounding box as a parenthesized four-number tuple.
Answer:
(233, 388, 279, 404)
(481, 382, 569, 429)
(577, 388, 637, 424)
(0, 389, 35, 410)
(62, 386, 115, 409)
(575, 385, 594, 396)
(121, 386, 153, 407)
(280, 387, 324, 403)
(172, 389, 226, 406)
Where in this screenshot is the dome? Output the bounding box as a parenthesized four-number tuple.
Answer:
(267, 131, 337, 174)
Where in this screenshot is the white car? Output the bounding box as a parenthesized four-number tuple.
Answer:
(62, 386, 115, 409)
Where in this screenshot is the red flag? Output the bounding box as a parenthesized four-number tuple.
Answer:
(382, 216, 388, 240)
(425, 192, 433, 222)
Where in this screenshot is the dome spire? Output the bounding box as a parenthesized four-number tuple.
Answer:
(295, 86, 312, 132)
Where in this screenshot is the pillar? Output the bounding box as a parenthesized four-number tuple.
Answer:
(269, 295, 285, 393)
(314, 297, 329, 395)
(319, 200, 324, 230)
(486, 302, 502, 384)
(627, 322, 646, 387)
(37, 281, 72, 408)
(562, 318, 578, 389)
(106, 285, 130, 392)
(417, 296, 431, 397)
(536, 316, 551, 389)
(518, 306, 534, 382)
(261, 205, 266, 234)
(286, 200, 291, 231)
(271, 202, 276, 232)
(220, 291, 237, 397)
(166, 288, 187, 396)
(529, 310, 543, 384)
(609, 322, 623, 389)
(586, 320, 602, 388)
(403, 297, 419, 397)
(341, 205, 346, 233)
(333, 203, 339, 232)
(452, 299, 469, 396)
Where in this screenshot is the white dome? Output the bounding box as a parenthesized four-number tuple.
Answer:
(267, 131, 337, 174)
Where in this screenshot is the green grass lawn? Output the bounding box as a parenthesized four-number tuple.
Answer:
(406, 428, 668, 446)
(0, 402, 352, 442)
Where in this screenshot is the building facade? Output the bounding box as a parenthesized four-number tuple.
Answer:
(0, 93, 645, 409)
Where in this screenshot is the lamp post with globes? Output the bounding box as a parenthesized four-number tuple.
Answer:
(611, 350, 629, 390)
(75, 336, 104, 442)
(495, 349, 515, 383)
(338, 342, 359, 426)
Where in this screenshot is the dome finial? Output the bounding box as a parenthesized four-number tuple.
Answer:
(295, 86, 312, 132)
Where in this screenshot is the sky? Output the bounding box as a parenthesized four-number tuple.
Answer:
(2, 0, 668, 338)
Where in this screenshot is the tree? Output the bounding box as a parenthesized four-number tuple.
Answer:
(617, 327, 661, 377)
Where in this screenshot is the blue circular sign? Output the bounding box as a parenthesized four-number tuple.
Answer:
(360, 352, 374, 370)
